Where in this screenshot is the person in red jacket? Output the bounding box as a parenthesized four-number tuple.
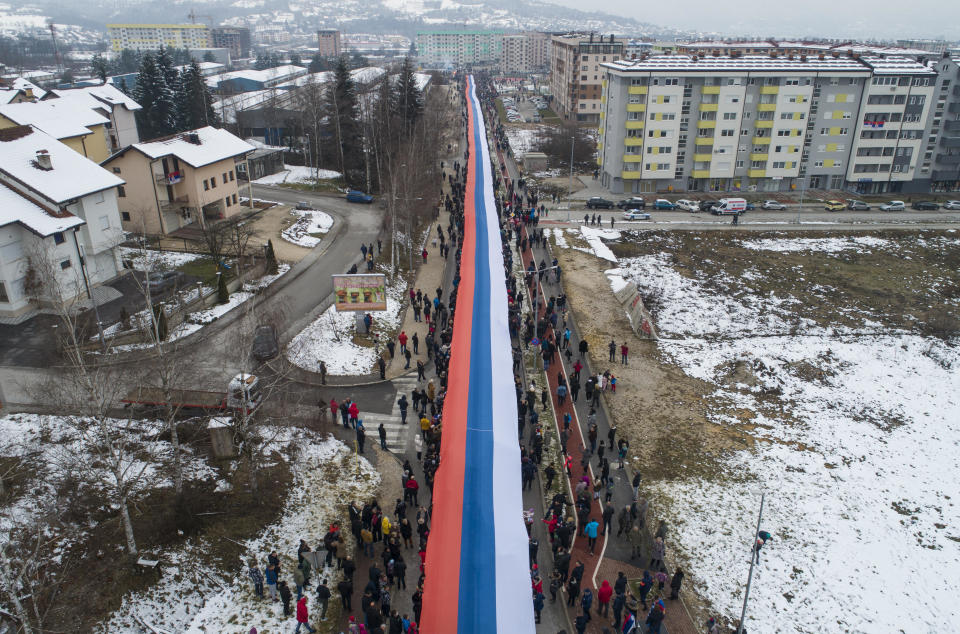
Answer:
(329, 398, 338, 420)
(348, 401, 359, 428)
(295, 596, 315, 633)
(398, 331, 408, 354)
(620, 343, 629, 365)
(596, 579, 613, 617)
(405, 475, 420, 506)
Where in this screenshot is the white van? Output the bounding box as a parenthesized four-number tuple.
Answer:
(710, 198, 748, 215)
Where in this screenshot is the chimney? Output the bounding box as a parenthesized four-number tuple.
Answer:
(186, 132, 201, 145)
(589, 32, 594, 43)
(35, 149, 52, 170)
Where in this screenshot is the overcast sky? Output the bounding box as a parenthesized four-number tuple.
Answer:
(542, 0, 960, 40)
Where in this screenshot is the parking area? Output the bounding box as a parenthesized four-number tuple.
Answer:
(500, 94, 547, 123)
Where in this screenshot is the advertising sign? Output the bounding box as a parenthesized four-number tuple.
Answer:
(333, 274, 387, 311)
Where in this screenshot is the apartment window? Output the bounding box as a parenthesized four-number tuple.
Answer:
(750, 160, 764, 168)
(721, 129, 734, 137)
(736, 160, 745, 168)
(121, 211, 131, 221)
(223, 172, 228, 183)
(203, 179, 209, 190)
(581, 75, 587, 81)
(0, 281, 7, 303)
(117, 185, 126, 198)
(100, 215, 110, 230)
(772, 161, 786, 169)
(60, 259, 72, 270)
(784, 78, 800, 86)
(723, 112, 736, 120)
(225, 196, 231, 208)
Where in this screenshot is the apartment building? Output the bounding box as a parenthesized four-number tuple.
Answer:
(675, 40, 932, 60)
(598, 53, 937, 195)
(212, 27, 251, 59)
(45, 84, 142, 152)
(107, 24, 211, 52)
(927, 56, 960, 192)
(416, 31, 504, 68)
(317, 29, 342, 57)
(500, 32, 551, 74)
(101, 126, 254, 236)
(0, 125, 126, 320)
(550, 34, 625, 123)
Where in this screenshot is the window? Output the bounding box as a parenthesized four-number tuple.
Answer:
(581, 75, 587, 81)
(723, 112, 737, 120)
(94, 191, 104, 203)
(223, 172, 228, 183)
(0, 281, 7, 303)
(721, 129, 734, 137)
(772, 161, 786, 168)
(211, 176, 217, 188)
(53, 232, 65, 245)
(784, 78, 800, 86)
(60, 259, 72, 270)
(121, 211, 131, 221)
(99, 215, 110, 230)
(225, 196, 231, 207)
(203, 179, 209, 190)
(117, 185, 126, 198)
(736, 160, 744, 168)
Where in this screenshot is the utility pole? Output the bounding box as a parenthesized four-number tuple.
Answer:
(795, 179, 805, 225)
(737, 492, 766, 634)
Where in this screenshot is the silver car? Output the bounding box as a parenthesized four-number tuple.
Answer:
(944, 200, 960, 210)
(761, 200, 786, 210)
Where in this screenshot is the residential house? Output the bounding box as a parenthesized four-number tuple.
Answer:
(101, 126, 255, 236)
(44, 84, 142, 152)
(0, 125, 126, 321)
(0, 77, 46, 105)
(0, 99, 112, 162)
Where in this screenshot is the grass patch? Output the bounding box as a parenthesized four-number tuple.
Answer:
(279, 179, 344, 193)
(495, 97, 509, 123)
(538, 107, 561, 123)
(177, 257, 220, 285)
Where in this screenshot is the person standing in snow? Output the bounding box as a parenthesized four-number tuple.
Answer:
(295, 595, 315, 633)
(248, 561, 263, 599)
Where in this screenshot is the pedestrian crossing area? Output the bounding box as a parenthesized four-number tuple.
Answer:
(361, 374, 421, 453)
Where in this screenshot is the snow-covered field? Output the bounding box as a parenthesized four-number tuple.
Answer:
(282, 208, 334, 247)
(118, 246, 208, 272)
(601, 234, 960, 632)
(286, 269, 406, 375)
(100, 431, 379, 633)
(504, 126, 546, 155)
(252, 165, 341, 185)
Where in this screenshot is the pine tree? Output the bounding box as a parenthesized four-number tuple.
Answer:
(91, 53, 108, 84)
(217, 272, 230, 304)
(394, 56, 423, 134)
(325, 55, 364, 187)
(176, 61, 220, 131)
(290, 52, 302, 66)
(308, 54, 330, 73)
(265, 239, 278, 274)
(254, 53, 266, 70)
(132, 53, 177, 140)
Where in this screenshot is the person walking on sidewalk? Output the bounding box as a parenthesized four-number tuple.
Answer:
(379, 423, 387, 450)
(398, 331, 408, 355)
(597, 579, 613, 617)
(621, 342, 629, 365)
(579, 338, 588, 359)
(608, 339, 616, 362)
(398, 395, 408, 424)
(412, 332, 419, 354)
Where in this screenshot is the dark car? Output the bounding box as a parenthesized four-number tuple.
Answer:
(346, 190, 374, 203)
(586, 197, 614, 209)
(847, 200, 871, 211)
(147, 270, 185, 294)
(912, 201, 940, 210)
(744, 202, 756, 211)
(252, 325, 279, 362)
(617, 197, 645, 209)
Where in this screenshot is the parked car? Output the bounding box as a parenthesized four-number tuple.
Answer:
(295, 201, 311, 210)
(622, 210, 651, 220)
(745, 202, 756, 211)
(617, 197, 645, 209)
(586, 197, 614, 209)
(147, 270, 185, 294)
(945, 200, 960, 210)
(824, 200, 846, 211)
(652, 199, 676, 210)
(761, 200, 786, 210)
(912, 201, 940, 210)
(880, 200, 905, 211)
(251, 325, 279, 362)
(847, 200, 871, 211)
(675, 199, 699, 212)
(346, 190, 374, 203)
(710, 198, 747, 215)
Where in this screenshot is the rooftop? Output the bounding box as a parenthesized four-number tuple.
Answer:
(603, 54, 873, 74)
(0, 181, 85, 236)
(0, 100, 110, 140)
(0, 125, 125, 204)
(124, 126, 254, 168)
(859, 55, 938, 75)
(49, 83, 143, 112)
(207, 64, 307, 88)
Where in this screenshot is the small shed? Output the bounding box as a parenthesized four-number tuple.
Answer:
(208, 417, 236, 458)
(522, 151, 548, 172)
(239, 145, 284, 181)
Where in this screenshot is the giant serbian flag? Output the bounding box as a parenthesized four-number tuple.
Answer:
(420, 76, 535, 632)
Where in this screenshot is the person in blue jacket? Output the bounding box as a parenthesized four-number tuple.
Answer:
(583, 518, 599, 555)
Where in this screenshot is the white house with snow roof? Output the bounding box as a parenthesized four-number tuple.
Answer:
(0, 125, 126, 321)
(45, 84, 143, 152)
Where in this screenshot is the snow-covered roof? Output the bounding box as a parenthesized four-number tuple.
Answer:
(604, 54, 871, 74)
(0, 77, 46, 100)
(0, 181, 85, 236)
(212, 90, 276, 123)
(0, 99, 109, 140)
(127, 126, 254, 168)
(50, 84, 142, 112)
(207, 64, 307, 88)
(859, 55, 938, 75)
(414, 73, 431, 91)
(350, 66, 387, 86)
(275, 71, 333, 89)
(0, 126, 124, 204)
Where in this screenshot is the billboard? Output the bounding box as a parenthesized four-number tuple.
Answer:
(333, 273, 387, 311)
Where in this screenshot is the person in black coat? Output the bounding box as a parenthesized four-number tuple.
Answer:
(670, 568, 684, 599)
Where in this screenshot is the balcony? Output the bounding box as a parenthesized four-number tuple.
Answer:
(622, 155, 643, 163)
(621, 170, 642, 178)
(155, 171, 185, 186)
(699, 103, 718, 112)
(752, 136, 771, 145)
(949, 102, 960, 114)
(697, 120, 716, 129)
(626, 103, 646, 112)
(693, 153, 713, 161)
(755, 120, 774, 128)
(944, 120, 960, 133)
(750, 153, 769, 161)
(932, 169, 960, 181)
(159, 196, 190, 213)
(694, 137, 714, 146)
(760, 86, 779, 95)
(702, 86, 721, 95)
(748, 168, 767, 178)
(757, 103, 777, 112)
(625, 120, 645, 129)
(941, 136, 960, 148)
(937, 153, 960, 164)
(625, 137, 643, 146)
(691, 169, 711, 178)
(628, 86, 648, 95)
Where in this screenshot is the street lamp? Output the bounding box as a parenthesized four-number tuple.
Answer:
(737, 492, 767, 634)
(567, 136, 575, 222)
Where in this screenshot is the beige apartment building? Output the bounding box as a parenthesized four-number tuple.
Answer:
(101, 127, 254, 236)
(318, 29, 342, 57)
(550, 33, 625, 123)
(500, 32, 551, 74)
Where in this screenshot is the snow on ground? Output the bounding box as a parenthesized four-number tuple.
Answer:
(504, 126, 545, 155)
(549, 227, 568, 249)
(100, 431, 380, 633)
(286, 269, 406, 375)
(252, 164, 341, 185)
(578, 226, 620, 262)
(118, 247, 208, 271)
(281, 208, 334, 247)
(608, 236, 960, 632)
(740, 235, 891, 253)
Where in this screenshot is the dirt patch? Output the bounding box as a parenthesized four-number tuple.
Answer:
(246, 204, 314, 263)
